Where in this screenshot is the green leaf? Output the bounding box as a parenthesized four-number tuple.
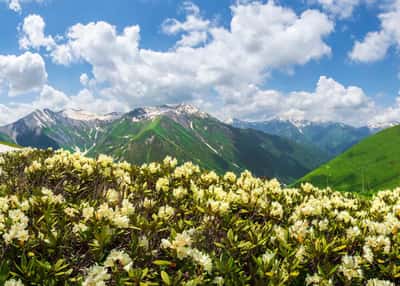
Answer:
(214, 242, 225, 248)
(227, 229, 234, 242)
(161, 271, 171, 285)
(332, 245, 347, 252)
(153, 260, 173, 267)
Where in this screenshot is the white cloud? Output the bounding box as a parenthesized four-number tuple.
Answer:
(51, 21, 141, 66)
(368, 97, 400, 127)
(80, 73, 89, 86)
(176, 30, 208, 48)
(9, 0, 21, 11)
(214, 76, 375, 126)
(3, 1, 339, 125)
(35, 85, 69, 109)
(162, 1, 211, 47)
(284, 76, 374, 124)
(67, 89, 129, 114)
(45, 1, 333, 110)
(349, 0, 400, 62)
(19, 14, 55, 51)
(310, 0, 376, 19)
(162, 2, 209, 35)
(0, 104, 28, 125)
(0, 85, 69, 125)
(2, 0, 44, 12)
(349, 31, 392, 62)
(312, 0, 360, 19)
(0, 52, 47, 96)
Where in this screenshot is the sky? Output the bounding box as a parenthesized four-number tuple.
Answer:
(0, 0, 399, 127)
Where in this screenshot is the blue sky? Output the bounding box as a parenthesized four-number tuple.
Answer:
(0, 0, 399, 126)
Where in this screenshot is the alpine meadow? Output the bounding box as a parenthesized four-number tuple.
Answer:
(1, 0, 400, 285)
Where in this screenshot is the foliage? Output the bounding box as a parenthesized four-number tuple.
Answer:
(0, 148, 398, 285)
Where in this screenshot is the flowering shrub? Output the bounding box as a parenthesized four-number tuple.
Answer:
(0, 148, 399, 285)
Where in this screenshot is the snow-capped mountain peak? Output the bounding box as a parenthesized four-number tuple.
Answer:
(175, 103, 202, 115)
(59, 108, 121, 122)
(31, 109, 56, 127)
(129, 104, 208, 122)
(283, 118, 312, 129)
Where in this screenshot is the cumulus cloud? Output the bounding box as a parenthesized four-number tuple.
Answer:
(349, 0, 400, 62)
(349, 31, 392, 62)
(215, 76, 375, 126)
(0, 1, 335, 126)
(0, 52, 47, 96)
(35, 85, 69, 109)
(67, 89, 129, 114)
(19, 14, 55, 50)
(162, 2, 209, 34)
(44, 1, 333, 110)
(162, 1, 211, 47)
(368, 97, 400, 127)
(51, 21, 141, 66)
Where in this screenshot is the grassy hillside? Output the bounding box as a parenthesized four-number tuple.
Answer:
(89, 116, 328, 183)
(298, 125, 400, 194)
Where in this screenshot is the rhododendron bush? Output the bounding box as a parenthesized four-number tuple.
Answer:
(0, 149, 399, 285)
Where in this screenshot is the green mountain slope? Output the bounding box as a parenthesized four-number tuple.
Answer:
(298, 125, 400, 193)
(0, 132, 14, 144)
(0, 109, 119, 152)
(89, 111, 328, 184)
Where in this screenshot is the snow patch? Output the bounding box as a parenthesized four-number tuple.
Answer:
(32, 109, 55, 128)
(131, 104, 208, 122)
(204, 142, 219, 154)
(61, 108, 121, 122)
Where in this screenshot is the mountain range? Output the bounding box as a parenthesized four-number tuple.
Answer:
(232, 118, 374, 158)
(0, 105, 328, 183)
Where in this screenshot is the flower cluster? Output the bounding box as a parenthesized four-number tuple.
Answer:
(161, 229, 212, 273)
(0, 148, 399, 285)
